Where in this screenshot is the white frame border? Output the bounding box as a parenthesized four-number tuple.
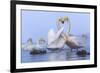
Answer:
(16, 4, 95, 69)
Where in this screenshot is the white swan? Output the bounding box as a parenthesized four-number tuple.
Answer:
(22, 38, 46, 51)
(56, 16, 85, 51)
(22, 38, 35, 51)
(62, 33, 85, 51)
(47, 27, 66, 50)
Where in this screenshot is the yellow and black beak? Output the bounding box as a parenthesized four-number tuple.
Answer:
(61, 20, 64, 24)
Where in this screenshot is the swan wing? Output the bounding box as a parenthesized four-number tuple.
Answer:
(69, 36, 79, 46)
(48, 29, 56, 45)
(56, 27, 64, 39)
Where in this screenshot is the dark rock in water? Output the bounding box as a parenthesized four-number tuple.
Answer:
(47, 48, 60, 51)
(76, 50, 90, 57)
(87, 52, 90, 55)
(30, 50, 47, 55)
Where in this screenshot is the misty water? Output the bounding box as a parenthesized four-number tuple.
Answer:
(21, 36, 90, 63)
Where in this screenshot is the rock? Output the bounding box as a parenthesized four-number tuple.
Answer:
(30, 49, 47, 55)
(76, 50, 90, 57)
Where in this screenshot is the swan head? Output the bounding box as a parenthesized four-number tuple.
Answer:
(57, 16, 71, 34)
(58, 16, 68, 24)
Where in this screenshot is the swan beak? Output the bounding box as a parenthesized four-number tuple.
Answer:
(61, 21, 64, 24)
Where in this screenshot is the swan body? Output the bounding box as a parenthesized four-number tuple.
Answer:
(57, 16, 85, 51)
(61, 33, 85, 51)
(47, 27, 66, 50)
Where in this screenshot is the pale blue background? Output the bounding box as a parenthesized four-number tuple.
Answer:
(21, 10, 90, 63)
(21, 10, 90, 43)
